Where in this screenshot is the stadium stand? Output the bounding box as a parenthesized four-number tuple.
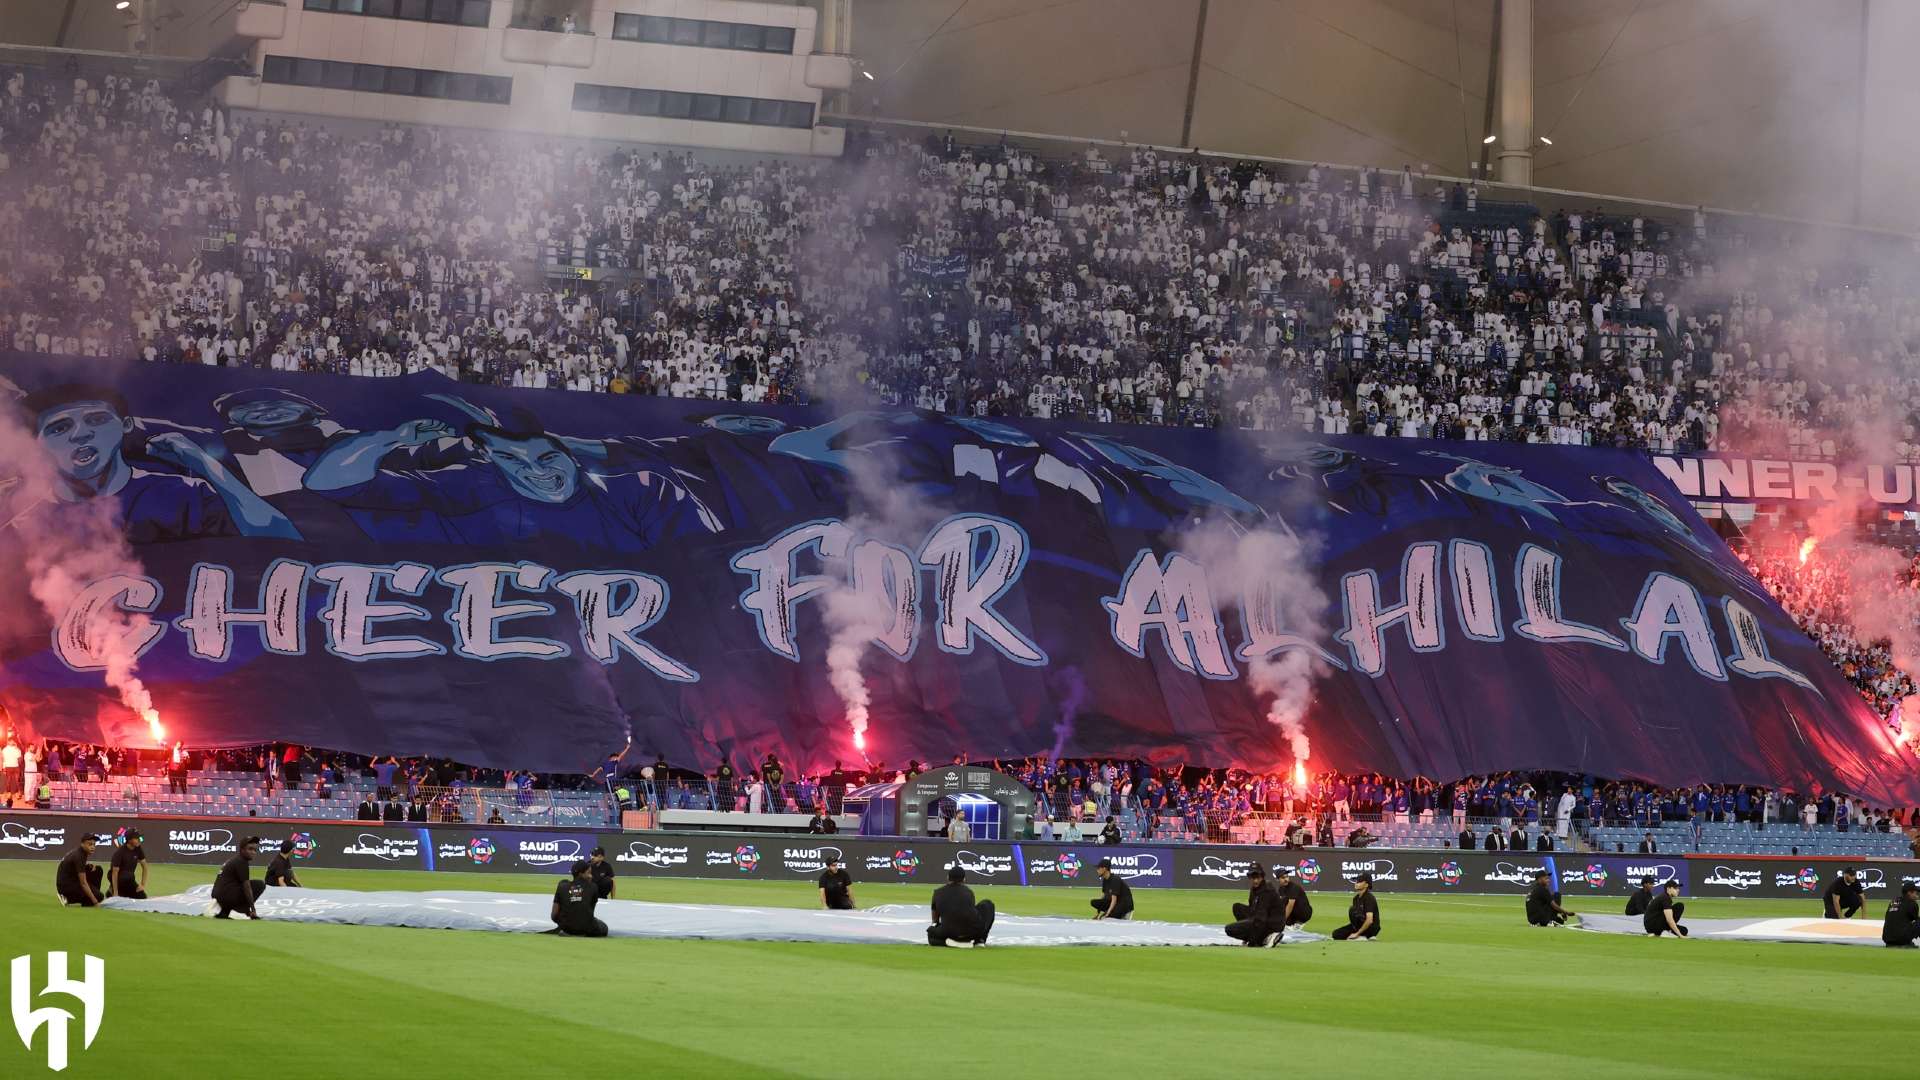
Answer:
(3, 63, 1919, 857)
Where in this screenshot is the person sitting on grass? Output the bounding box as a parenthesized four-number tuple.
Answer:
(1331, 873, 1380, 940)
(1525, 869, 1574, 926)
(1225, 864, 1282, 947)
(1882, 882, 1920, 948)
(1643, 880, 1688, 938)
(55, 834, 103, 907)
(551, 859, 607, 938)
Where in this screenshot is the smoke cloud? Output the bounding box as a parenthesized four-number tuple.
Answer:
(1178, 515, 1331, 767)
(0, 391, 167, 747)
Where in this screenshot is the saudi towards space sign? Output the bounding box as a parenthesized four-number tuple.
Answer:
(0, 352, 1911, 803)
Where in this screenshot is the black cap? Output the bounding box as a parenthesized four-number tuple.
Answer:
(1663, 879, 1681, 889)
(1533, 869, 1550, 879)
(570, 859, 592, 876)
(125, 830, 142, 842)
(1640, 875, 1655, 886)
(1096, 858, 1113, 870)
(1902, 882, 1919, 895)
(1273, 864, 1294, 877)
(591, 846, 606, 857)
(1842, 867, 1858, 876)
(1246, 864, 1265, 878)
(1354, 872, 1373, 884)
(280, 839, 295, 854)
(948, 867, 966, 883)
(825, 854, 840, 865)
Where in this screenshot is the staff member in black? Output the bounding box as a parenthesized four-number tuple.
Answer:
(819, 856, 854, 910)
(55, 835, 104, 907)
(1624, 876, 1656, 916)
(1643, 880, 1688, 937)
(1090, 858, 1133, 919)
(551, 860, 608, 937)
(265, 839, 302, 888)
(1882, 882, 1920, 948)
(588, 847, 616, 900)
(1225, 864, 1282, 946)
(1273, 865, 1313, 930)
(1823, 868, 1865, 919)
(927, 867, 995, 947)
(808, 808, 838, 834)
(1332, 872, 1380, 940)
(1525, 870, 1573, 926)
(110, 832, 149, 899)
(212, 837, 267, 919)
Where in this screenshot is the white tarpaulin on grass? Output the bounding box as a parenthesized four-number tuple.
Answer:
(103, 886, 1323, 947)
(1576, 913, 1901, 947)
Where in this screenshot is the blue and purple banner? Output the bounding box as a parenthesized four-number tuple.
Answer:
(0, 353, 1913, 803)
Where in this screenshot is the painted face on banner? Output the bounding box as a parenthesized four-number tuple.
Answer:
(227, 399, 318, 433)
(477, 431, 579, 504)
(35, 400, 130, 483)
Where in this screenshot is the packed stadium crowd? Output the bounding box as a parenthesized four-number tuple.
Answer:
(5, 66, 1920, 459)
(5, 64, 1920, 853)
(7, 730, 1915, 855)
(1738, 538, 1920, 719)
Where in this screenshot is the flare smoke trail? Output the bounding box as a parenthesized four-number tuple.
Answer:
(1179, 516, 1329, 768)
(0, 394, 166, 746)
(1048, 665, 1089, 761)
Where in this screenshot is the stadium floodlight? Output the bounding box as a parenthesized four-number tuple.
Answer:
(1539, 136, 1554, 146)
(115, 0, 130, 8)
(862, 70, 874, 81)
(1482, 134, 1497, 144)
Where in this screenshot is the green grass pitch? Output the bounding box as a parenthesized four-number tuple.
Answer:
(0, 859, 1909, 1078)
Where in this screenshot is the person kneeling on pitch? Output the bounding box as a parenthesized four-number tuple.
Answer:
(928, 867, 995, 947)
(110, 831, 149, 899)
(213, 837, 268, 920)
(1624, 876, 1655, 916)
(1273, 864, 1313, 931)
(1824, 868, 1865, 919)
(56, 835, 104, 907)
(552, 860, 608, 937)
(1091, 858, 1133, 920)
(1525, 870, 1573, 926)
(1225, 864, 1283, 946)
(1882, 882, 1920, 948)
(819, 855, 854, 910)
(1332, 873, 1380, 940)
(1644, 880, 1688, 937)
(265, 839, 302, 889)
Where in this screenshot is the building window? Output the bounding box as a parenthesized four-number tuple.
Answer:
(571, 82, 813, 128)
(261, 56, 511, 105)
(608, 14, 799, 54)
(302, 0, 488, 27)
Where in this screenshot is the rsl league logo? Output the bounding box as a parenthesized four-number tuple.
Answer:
(734, 844, 761, 873)
(1439, 861, 1463, 887)
(891, 849, 920, 876)
(289, 832, 318, 860)
(1795, 867, 1820, 892)
(1294, 858, 1322, 885)
(467, 837, 497, 865)
(1057, 851, 1083, 880)
(1584, 864, 1609, 888)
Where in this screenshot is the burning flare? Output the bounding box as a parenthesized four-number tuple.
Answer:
(1799, 537, 1817, 565)
(143, 708, 164, 745)
(1293, 760, 1308, 789)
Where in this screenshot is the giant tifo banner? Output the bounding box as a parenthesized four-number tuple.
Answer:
(0, 354, 1914, 802)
